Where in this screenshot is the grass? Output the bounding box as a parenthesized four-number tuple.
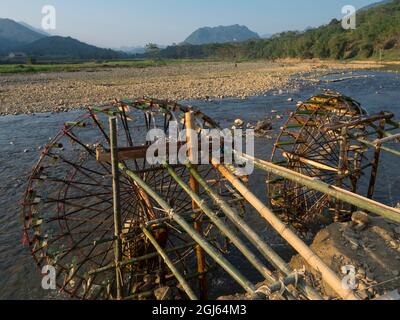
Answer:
(0, 59, 206, 74)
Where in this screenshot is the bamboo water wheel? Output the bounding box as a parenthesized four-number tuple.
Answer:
(267, 91, 398, 230)
(21, 94, 400, 301)
(22, 98, 245, 300)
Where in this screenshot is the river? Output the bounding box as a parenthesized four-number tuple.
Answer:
(0, 69, 399, 299)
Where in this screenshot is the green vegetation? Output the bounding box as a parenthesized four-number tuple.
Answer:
(145, 43, 161, 60)
(159, 0, 400, 61)
(0, 59, 204, 74)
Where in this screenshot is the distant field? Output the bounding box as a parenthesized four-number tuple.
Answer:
(0, 59, 205, 74)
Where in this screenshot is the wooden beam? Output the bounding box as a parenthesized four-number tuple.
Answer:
(96, 145, 149, 162)
(97, 141, 221, 163)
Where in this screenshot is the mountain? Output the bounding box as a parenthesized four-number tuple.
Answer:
(18, 21, 51, 37)
(0, 18, 46, 54)
(184, 24, 260, 45)
(0, 18, 45, 44)
(19, 36, 123, 59)
(0, 18, 122, 59)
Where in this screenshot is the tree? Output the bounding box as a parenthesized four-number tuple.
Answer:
(145, 43, 160, 60)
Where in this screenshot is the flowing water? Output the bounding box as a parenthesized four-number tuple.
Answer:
(0, 69, 399, 299)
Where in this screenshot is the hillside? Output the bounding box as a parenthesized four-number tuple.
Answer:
(0, 18, 46, 54)
(184, 24, 259, 45)
(160, 0, 400, 61)
(0, 18, 45, 44)
(19, 36, 123, 59)
(0, 19, 123, 59)
(17, 21, 51, 37)
(360, 0, 393, 10)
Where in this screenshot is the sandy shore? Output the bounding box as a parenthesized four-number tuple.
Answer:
(0, 60, 384, 115)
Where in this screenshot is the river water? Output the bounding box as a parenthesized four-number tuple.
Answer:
(0, 69, 399, 299)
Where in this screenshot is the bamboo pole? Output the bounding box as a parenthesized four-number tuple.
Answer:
(375, 133, 400, 144)
(282, 151, 347, 174)
(118, 163, 261, 299)
(109, 117, 123, 300)
(185, 162, 323, 300)
(164, 163, 278, 285)
(355, 137, 400, 157)
(239, 153, 400, 223)
(185, 111, 207, 299)
(141, 226, 198, 300)
(211, 158, 360, 300)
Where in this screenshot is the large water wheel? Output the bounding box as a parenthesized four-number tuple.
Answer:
(267, 91, 396, 231)
(22, 98, 244, 300)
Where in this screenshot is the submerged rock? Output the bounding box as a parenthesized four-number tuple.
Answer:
(255, 119, 272, 132)
(254, 119, 273, 137)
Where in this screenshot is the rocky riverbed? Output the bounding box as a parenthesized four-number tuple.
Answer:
(0, 60, 384, 116)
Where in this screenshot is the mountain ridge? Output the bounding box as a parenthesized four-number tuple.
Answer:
(0, 18, 46, 54)
(184, 24, 260, 45)
(18, 36, 122, 59)
(0, 18, 124, 59)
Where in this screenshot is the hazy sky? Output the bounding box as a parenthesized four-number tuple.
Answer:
(0, 0, 379, 48)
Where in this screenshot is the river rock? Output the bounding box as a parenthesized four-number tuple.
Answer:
(255, 119, 273, 132)
(352, 211, 370, 230)
(234, 119, 244, 127)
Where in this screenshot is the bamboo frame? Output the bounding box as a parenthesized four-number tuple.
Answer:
(118, 162, 261, 299)
(165, 163, 280, 285)
(185, 162, 323, 300)
(211, 158, 360, 300)
(239, 153, 400, 223)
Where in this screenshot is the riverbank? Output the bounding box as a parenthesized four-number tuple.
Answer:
(0, 59, 385, 116)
